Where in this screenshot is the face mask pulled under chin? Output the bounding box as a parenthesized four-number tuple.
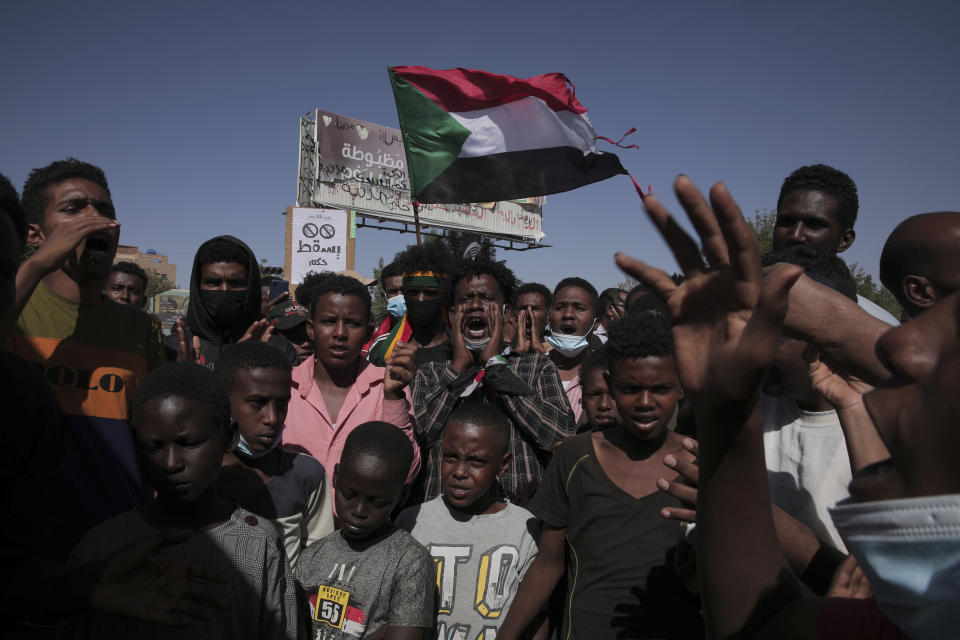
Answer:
(199, 289, 248, 331)
(545, 322, 595, 358)
(829, 494, 960, 640)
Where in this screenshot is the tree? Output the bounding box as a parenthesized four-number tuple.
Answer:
(749, 208, 776, 254)
(847, 262, 902, 319)
(745, 208, 901, 317)
(145, 268, 175, 298)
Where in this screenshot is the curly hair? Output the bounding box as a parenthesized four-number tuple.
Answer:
(21, 158, 111, 227)
(392, 239, 457, 278)
(606, 311, 674, 365)
(131, 362, 232, 433)
(513, 282, 552, 309)
(215, 342, 292, 392)
(777, 164, 859, 230)
(0, 173, 25, 242)
(341, 420, 414, 482)
(109, 261, 148, 290)
(297, 272, 371, 320)
(761, 244, 857, 301)
(449, 250, 518, 306)
(554, 277, 600, 316)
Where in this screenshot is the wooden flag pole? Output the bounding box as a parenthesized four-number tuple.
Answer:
(412, 200, 423, 246)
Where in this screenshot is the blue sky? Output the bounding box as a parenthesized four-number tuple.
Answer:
(3, 1, 958, 292)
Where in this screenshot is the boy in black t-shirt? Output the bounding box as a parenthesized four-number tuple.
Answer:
(499, 313, 704, 640)
(296, 421, 435, 640)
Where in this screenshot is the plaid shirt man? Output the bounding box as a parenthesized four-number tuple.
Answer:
(411, 351, 576, 504)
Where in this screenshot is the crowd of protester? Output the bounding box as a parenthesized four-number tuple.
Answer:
(1, 157, 958, 639)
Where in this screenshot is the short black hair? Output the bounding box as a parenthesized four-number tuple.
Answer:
(446, 401, 510, 455)
(0, 173, 25, 242)
(298, 272, 371, 320)
(131, 362, 232, 433)
(341, 421, 414, 482)
(21, 158, 111, 228)
(554, 277, 600, 315)
(260, 275, 278, 288)
(215, 342, 292, 392)
(110, 261, 148, 289)
(195, 237, 251, 271)
(513, 282, 552, 309)
(761, 244, 857, 301)
(294, 271, 332, 311)
(599, 287, 626, 308)
(606, 311, 675, 367)
(777, 164, 859, 231)
(380, 261, 403, 288)
(449, 250, 518, 306)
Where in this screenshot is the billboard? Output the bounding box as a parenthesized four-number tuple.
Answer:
(297, 110, 545, 243)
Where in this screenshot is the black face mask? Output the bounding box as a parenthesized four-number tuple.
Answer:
(405, 297, 444, 329)
(199, 290, 248, 332)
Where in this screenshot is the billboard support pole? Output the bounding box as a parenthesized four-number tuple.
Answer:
(412, 200, 423, 246)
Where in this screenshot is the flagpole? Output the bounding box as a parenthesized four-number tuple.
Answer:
(412, 200, 423, 246)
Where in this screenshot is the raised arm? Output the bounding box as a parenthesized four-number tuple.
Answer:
(616, 176, 807, 638)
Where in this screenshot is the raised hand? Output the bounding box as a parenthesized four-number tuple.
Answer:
(27, 214, 120, 275)
(614, 176, 803, 414)
(174, 318, 204, 364)
(449, 304, 473, 374)
(479, 300, 503, 362)
(384, 341, 418, 400)
(515, 309, 532, 354)
(237, 318, 275, 344)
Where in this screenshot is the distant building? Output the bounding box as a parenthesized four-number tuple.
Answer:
(114, 245, 177, 286)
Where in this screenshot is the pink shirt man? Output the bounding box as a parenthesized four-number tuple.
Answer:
(282, 356, 421, 486)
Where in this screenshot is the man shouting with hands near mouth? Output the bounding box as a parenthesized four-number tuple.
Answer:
(6, 158, 164, 556)
(411, 251, 576, 506)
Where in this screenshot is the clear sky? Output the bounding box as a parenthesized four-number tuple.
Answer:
(3, 1, 958, 292)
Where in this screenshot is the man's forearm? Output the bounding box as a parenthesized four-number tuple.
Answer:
(782, 274, 891, 384)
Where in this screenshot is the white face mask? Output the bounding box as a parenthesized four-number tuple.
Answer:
(544, 321, 595, 358)
(829, 494, 960, 640)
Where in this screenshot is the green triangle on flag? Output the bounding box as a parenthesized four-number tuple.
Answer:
(389, 69, 471, 200)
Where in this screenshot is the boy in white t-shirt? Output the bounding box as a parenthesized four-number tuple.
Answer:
(397, 403, 542, 640)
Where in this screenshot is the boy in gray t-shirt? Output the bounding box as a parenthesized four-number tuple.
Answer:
(296, 421, 434, 639)
(397, 403, 540, 640)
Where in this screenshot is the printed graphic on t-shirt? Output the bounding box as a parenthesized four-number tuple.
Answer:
(429, 543, 521, 639)
(309, 583, 367, 639)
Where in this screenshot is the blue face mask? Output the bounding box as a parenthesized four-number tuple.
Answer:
(545, 322, 594, 358)
(386, 294, 406, 319)
(233, 426, 284, 460)
(830, 494, 960, 640)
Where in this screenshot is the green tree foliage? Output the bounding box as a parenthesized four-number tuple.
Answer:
(745, 208, 901, 318)
(144, 268, 175, 298)
(847, 262, 902, 319)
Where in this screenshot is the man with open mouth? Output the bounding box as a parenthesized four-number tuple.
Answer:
(6, 158, 165, 557)
(411, 249, 576, 506)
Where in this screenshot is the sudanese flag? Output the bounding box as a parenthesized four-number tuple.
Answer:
(389, 66, 627, 204)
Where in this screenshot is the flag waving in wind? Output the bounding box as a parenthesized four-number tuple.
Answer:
(389, 66, 628, 204)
